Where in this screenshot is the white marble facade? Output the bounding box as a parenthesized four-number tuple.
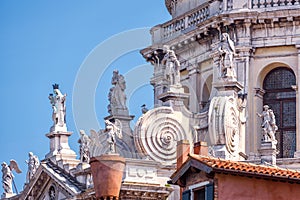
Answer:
(142, 0, 300, 162)
(6, 1, 300, 200)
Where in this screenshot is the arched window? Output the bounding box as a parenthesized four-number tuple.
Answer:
(200, 75, 212, 111)
(263, 67, 296, 158)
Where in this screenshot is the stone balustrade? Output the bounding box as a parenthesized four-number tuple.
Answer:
(155, 0, 300, 43)
(162, 3, 211, 39)
(187, 6, 210, 27)
(252, 0, 300, 8)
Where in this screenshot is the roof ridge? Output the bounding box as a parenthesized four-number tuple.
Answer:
(188, 153, 300, 181)
(45, 159, 86, 191)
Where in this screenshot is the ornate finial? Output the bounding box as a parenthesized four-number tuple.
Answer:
(52, 84, 59, 90)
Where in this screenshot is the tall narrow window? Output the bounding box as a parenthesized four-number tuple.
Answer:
(263, 67, 296, 158)
(201, 75, 212, 111)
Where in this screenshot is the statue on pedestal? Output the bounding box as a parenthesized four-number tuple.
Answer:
(218, 33, 236, 80)
(105, 120, 122, 154)
(162, 45, 181, 86)
(1, 160, 21, 196)
(108, 70, 127, 114)
(1, 162, 13, 194)
(78, 130, 91, 163)
(48, 84, 67, 132)
(25, 152, 39, 183)
(257, 105, 278, 144)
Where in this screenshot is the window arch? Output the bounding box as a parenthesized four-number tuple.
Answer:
(263, 67, 296, 158)
(200, 74, 212, 111)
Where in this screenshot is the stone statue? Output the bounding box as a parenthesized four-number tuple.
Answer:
(108, 70, 127, 114)
(78, 130, 91, 163)
(161, 45, 181, 86)
(105, 120, 122, 154)
(25, 152, 39, 183)
(48, 84, 67, 132)
(257, 105, 278, 144)
(1, 162, 13, 194)
(218, 33, 236, 80)
(1, 160, 21, 196)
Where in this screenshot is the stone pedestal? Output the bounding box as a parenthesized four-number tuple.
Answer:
(213, 81, 243, 97)
(90, 154, 125, 199)
(45, 131, 77, 164)
(158, 85, 189, 111)
(258, 141, 277, 165)
(50, 124, 67, 133)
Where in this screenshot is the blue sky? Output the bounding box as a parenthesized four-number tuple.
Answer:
(0, 1, 170, 193)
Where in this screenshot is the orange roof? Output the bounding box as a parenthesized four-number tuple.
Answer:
(171, 154, 300, 185)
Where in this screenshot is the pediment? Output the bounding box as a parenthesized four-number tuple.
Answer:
(19, 160, 84, 200)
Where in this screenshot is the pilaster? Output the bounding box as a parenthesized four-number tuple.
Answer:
(187, 65, 199, 112)
(250, 88, 265, 155)
(293, 44, 300, 157)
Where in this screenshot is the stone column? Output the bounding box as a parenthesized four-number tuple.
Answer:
(252, 88, 265, 155)
(294, 45, 300, 157)
(210, 44, 221, 84)
(237, 46, 253, 155)
(223, 0, 228, 11)
(187, 66, 199, 113)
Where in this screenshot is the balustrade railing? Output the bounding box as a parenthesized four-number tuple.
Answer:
(161, 0, 300, 41)
(252, 0, 299, 8)
(187, 6, 210, 28)
(162, 4, 210, 39)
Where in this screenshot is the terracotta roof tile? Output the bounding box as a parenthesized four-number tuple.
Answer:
(189, 154, 300, 181)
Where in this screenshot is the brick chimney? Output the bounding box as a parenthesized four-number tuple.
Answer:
(176, 140, 190, 169)
(194, 141, 208, 156)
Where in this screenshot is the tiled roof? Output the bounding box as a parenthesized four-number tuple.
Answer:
(44, 160, 86, 192)
(189, 154, 300, 181)
(171, 154, 300, 184)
